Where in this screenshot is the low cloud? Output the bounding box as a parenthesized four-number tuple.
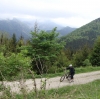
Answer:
(0, 0, 100, 27)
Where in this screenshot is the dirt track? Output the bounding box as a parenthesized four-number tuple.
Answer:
(1, 71, 100, 93)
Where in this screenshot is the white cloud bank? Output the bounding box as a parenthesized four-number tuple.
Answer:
(0, 0, 100, 27)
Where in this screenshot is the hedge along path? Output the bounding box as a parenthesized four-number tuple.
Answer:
(1, 71, 100, 94)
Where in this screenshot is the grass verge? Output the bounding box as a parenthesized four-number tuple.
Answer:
(1, 79, 100, 99)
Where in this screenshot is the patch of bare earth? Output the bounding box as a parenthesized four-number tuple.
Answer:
(1, 71, 100, 94)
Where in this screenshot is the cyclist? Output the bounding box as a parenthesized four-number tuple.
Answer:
(66, 64, 75, 82)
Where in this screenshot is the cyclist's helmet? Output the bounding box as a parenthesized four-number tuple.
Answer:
(69, 64, 72, 67)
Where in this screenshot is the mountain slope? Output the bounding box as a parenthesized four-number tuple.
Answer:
(24, 20, 76, 36)
(23, 20, 64, 30)
(57, 26, 76, 36)
(60, 18, 100, 50)
(47, 26, 76, 37)
(0, 19, 76, 39)
(0, 19, 31, 39)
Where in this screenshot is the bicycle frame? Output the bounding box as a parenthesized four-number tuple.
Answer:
(60, 72, 71, 82)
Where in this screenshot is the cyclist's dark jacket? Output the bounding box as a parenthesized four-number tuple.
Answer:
(66, 67, 75, 74)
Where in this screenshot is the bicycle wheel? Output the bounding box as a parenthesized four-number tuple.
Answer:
(60, 75, 65, 82)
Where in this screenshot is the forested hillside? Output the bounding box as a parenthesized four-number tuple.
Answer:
(1, 18, 100, 77)
(57, 26, 76, 36)
(60, 18, 100, 50)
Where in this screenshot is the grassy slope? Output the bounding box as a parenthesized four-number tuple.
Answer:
(14, 79, 100, 99)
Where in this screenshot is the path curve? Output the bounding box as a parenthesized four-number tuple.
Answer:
(1, 71, 100, 94)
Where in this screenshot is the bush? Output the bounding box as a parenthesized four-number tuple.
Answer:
(0, 51, 31, 81)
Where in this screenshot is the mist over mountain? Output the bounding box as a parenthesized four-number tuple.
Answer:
(23, 20, 65, 32)
(0, 19, 31, 39)
(0, 18, 77, 39)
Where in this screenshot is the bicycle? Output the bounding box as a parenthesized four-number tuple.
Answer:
(60, 69, 71, 82)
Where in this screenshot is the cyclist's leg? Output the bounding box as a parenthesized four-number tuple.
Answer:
(70, 73, 74, 82)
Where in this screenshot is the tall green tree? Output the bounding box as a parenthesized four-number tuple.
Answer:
(17, 35, 25, 47)
(73, 50, 83, 67)
(72, 44, 91, 67)
(9, 33, 17, 52)
(0, 33, 10, 55)
(0, 32, 9, 45)
(90, 36, 100, 66)
(28, 27, 65, 74)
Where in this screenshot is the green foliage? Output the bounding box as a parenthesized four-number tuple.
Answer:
(0, 83, 5, 91)
(9, 33, 17, 52)
(72, 45, 91, 67)
(60, 18, 100, 50)
(47, 65, 57, 73)
(0, 50, 31, 80)
(30, 27, 64, 59)
(17, 35, 25, 47)
(73, 50, 84, 67)
(83, 59, 92, 66)
(27, 27, 65, 74)
(0, 32, 9, 44)
(51, 79, 100, 99)
(90, 36, 100, 66)
(51, 51, 69, 72)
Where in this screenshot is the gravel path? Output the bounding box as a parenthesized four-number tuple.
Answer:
(1, 71, 100, 94)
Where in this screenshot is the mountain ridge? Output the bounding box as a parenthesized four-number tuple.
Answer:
(0, 19, 31, 39)
(60, 17, 100, 50)
(0, 19, 76, 39)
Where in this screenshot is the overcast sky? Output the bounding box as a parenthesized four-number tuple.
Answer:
(0, 0, 100, 28)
